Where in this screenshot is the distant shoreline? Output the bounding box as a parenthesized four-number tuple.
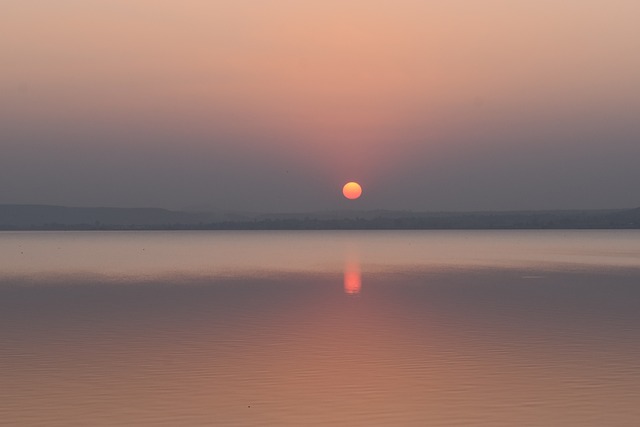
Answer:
(1, 204, 638, 230)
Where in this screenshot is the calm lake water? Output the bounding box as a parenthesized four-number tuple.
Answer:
(1, 230, 639, 426)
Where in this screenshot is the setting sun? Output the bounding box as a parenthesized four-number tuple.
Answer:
(342, 182, 363, 200)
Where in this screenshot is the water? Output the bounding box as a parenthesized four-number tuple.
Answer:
(1, 230, 639, 426)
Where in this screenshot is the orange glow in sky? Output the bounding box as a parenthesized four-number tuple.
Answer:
(2, 1, 640, 211)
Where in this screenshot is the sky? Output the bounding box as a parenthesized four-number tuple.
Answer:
(1, 1, 639, 212)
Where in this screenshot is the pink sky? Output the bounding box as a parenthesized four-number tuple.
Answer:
(2, 1, 639, 211)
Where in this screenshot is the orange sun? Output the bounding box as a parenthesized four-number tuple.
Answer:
(342, 182, 362, 200)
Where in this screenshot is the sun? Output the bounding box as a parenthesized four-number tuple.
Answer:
(342, 182, 362, 200)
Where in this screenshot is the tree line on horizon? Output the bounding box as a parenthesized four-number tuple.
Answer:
(1, 206, 638, 230)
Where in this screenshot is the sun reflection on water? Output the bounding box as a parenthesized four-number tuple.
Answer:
(343, 258, 361, 295)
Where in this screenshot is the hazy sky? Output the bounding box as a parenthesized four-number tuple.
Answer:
(2, 1, 639, 212)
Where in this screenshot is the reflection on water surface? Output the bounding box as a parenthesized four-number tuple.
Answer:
(0, 231, 639, 426)
(343, 252, 362, 295)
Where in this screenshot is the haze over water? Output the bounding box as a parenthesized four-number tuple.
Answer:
(3, 2, 640, 425)
(1, 230, 639, 426)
